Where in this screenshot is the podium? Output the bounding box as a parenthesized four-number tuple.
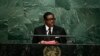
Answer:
(0, 44, 100, 56)
(29, 44, 76, 56)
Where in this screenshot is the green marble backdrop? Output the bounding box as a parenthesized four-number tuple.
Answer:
(0, 0, 100, 44)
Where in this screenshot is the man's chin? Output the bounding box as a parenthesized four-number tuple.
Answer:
(47, 25, 53, 27)
(50, 25, 54, 27)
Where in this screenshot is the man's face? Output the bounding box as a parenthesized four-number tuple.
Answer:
(45, 15, 55, 27)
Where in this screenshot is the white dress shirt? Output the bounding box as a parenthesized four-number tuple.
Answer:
(45, 25, 53, 35)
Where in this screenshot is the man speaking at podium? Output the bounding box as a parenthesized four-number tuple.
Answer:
(32, 12, 67, 44)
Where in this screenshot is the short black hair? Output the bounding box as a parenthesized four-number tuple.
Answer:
(43, 12, 54, 20)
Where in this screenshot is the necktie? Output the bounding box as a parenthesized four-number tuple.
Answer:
(48, 27, 51, 35)
(48, 27, 54, 40)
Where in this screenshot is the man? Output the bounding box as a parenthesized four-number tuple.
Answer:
(32, 12, 67, 44)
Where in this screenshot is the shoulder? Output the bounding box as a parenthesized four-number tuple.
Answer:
(34, 25, 44, 30)
(54, 25, 65, 30)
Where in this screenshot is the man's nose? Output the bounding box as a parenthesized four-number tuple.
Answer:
(50, 21, 54, 23)
(50, 20, 54, 22)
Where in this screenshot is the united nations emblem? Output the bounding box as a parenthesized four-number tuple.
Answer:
(43, 46, 61, 56)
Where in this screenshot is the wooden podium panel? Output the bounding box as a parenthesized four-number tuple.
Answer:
(0, 44, 100, 56)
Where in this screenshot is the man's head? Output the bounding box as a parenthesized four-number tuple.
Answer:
(43, 12, 55, 27)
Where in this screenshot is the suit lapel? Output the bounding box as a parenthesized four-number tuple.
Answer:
(52, 25, 57, 35)
(42, 25, 46, 35)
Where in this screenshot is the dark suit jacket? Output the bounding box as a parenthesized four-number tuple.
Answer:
(32, 25, 67, 43)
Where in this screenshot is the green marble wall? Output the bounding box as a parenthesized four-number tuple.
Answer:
(0, 0, 100, 44)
